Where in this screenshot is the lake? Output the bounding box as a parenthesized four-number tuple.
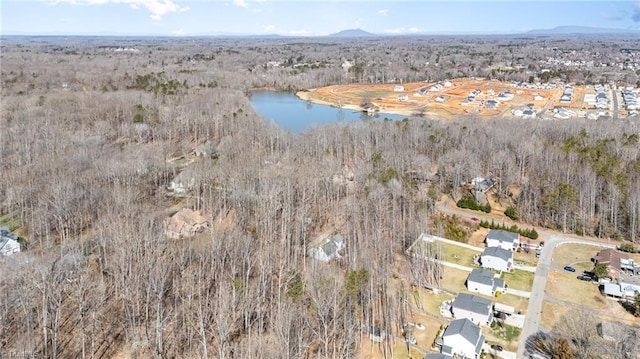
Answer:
(250, 91, 411, 132)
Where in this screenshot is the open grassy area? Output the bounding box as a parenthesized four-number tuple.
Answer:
(514, 248, 539, 266)
(500, 269, 535, 291)
(441, 266, 472, 293)
(545, 269, 607, 309)
(495, 293, 528, 313)
(552, 243, 601, 272)
(541, 301, 570, 329)
(411, 289, 454, 316)
(438, 242, 481, 267)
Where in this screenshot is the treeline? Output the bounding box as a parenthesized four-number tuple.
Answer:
(0, 37, 638, 359)
(479, 220, 539, 240)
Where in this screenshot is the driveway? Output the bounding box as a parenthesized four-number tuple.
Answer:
(433, 197, 615, 358)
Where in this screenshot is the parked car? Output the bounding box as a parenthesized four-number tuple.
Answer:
(577, 275, 591, 281)
(564, 265, 576, 272)
(470, 217, 479, 222)
(539, 241, 545, 248)
(491, 344, 504, 351)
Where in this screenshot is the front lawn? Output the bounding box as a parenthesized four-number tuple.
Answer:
(500, 269, 535, 291)
(438, 242, 481, 267)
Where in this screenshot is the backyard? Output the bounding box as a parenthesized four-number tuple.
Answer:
(501, 269, 535, 291)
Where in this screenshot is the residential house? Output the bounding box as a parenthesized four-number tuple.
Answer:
(168, 170, 195, 194)
(480, 247, 513, 272)
(425, 354, 451, 359)
(394, 85, 405, 92)
(435, 96, 446, 103)
(593, 248, 635, 278)
(485, 229, 520, 251)
(0, 227, 20, 256)
(534, 95, 545, 101)
(441, 318, 485, 359)
(451, 293, 493, 326)
(194, 142, 217, 158)
(163, 208, 209, 239)
(369, 326, 386, 342)
(398, 94, 409, 101)
(310, 234, 345, 262)
(466, 269, 506, 297)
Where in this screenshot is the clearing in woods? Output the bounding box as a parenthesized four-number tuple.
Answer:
(299, 78, 587, 119)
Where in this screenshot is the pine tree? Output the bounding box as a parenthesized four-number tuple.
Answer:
(553, 338, 573, 359)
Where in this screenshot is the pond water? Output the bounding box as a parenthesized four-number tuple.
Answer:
(250, 91, 411, 133)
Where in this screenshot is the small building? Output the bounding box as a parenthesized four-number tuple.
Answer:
(480, 247, 513, 272)
(394, 85, 405, 92)
(168, 171, 195, 194)
(369, 326, 386, 342)
(441, 318, 485, 359)
(310, 234, 345, 262)
(466, 269, 506, 297)
(0, 227, 21, 256)
(593, 248, 633, 278)
(485, 229, 520, 251)
(534, 95, 545, 101)
(435, 96, 446, 103)
(163, 208, 209, 239)
(398, 94, 409, 101)
(451, 293, 493, 326)
(424, 354, 451, 359)
(194, 142, 217, 158)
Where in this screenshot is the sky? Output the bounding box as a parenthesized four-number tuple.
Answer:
(1, 0, 639, 36)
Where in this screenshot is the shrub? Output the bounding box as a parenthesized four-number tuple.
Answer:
(619, 242, 637, 253)
(504, 206, 519, 220)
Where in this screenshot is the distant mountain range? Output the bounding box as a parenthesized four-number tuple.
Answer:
(3, 26, 638, 38)
(329, 29, 376, 38)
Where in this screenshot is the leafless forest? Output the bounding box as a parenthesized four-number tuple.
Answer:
(0, 35, 639, 358)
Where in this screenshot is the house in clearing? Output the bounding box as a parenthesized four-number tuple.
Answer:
(394, 85, 405, 92)
(398, 94, 409, 101)
(593, 248, 638, 277)
(0, 227, 21, 256)
(168, 170, 195, 194)
(480, 247, 513, 272)
(451, 293, 493, 326)
(309, 234, 345, 262)
(466, 268, 506, 297)
(163, 208, 209, 239)
(485, 229, 520, 251)
(440, 318, 485, 359)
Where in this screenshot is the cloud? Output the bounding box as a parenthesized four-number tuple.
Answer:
(264, 24, 275, 32)
(633, 1, 640, 22)
(384, 27, 420, 34)
(377, 9, 389, 16)
(232, 0, 248, 8)
(49, 0, 189, 20)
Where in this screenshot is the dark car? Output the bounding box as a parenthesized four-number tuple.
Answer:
(491, 344, 504, 351)
(539, 241, 545, 248)
(564, 265, 576, 272)
(577, 275, 591, 281)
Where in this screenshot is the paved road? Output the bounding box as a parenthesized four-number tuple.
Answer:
(434, 198, 615, 358)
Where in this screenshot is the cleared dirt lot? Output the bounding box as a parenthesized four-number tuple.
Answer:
(302, 79, 569, 119)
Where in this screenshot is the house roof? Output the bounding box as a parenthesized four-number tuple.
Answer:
(164, 208, 209, 238)
(603, 283, 622, 297)
(486, 229, 519, 244)
(593, 248, 628, 272)
(481, 246, 513, 262)
(0, 227, 18, 241)
(452, 293, 492, 316)
(467, 268, 497, 286)
(443, 318, 484, 350)
(424, 354, 451, 359)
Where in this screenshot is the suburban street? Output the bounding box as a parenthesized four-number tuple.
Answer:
(434, 198, 615, 358)
(611, 86, 619, 120)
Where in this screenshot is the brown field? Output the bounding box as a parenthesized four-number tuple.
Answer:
(302, 79, 570, 119)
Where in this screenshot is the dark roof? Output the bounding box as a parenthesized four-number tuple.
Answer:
(482, 246, 513, 262)
(452, 293, 492, 316)
(467, 268, 496, 286)
(443, 318, 483, 349)
(424, 354, 451, 359)
(593, 248, 628, 272)
(486, 229, 519, 244)
(0, 227, 18, 241)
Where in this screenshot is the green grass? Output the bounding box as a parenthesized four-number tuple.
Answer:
(0, 213, 20, 231)
(490, 321, 522, 342)
(500, 269, 535, 291)
(411, 289, 454, 316)
(439, 242, 481, 267)
(495, 293, 528, 313)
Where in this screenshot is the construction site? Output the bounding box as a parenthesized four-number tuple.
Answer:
(298, 78, 604, 120)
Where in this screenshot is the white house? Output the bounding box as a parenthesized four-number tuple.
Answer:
(441, 318, 485, 359)
(169, 171, 195, 194)
(0, 227, 20, 256)
(466, 268, 506, 297)
(398, 94, 409, 101)
(480, 247, 513, 272)
(485, 229, 520, 251)
(310, 234, 345, 262)
(394, 85, 405, 92)
(451, 293, 493, 326)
